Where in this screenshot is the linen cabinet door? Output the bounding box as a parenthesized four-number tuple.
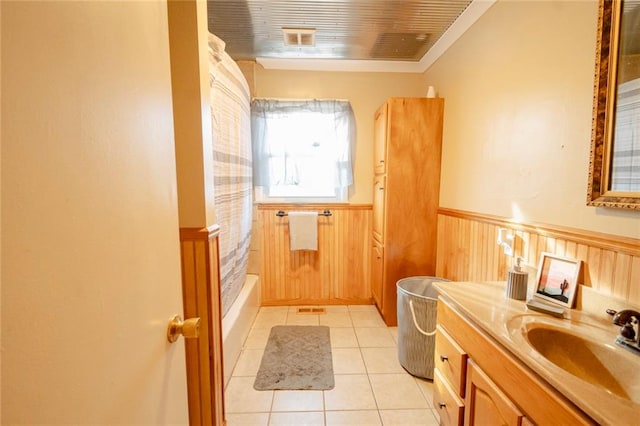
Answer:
(372, 176, 385, 241)
(374, 102, 388, 174)
(371, 240, 384, 309)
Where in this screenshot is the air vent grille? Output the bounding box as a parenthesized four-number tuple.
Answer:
(282, 28, 316, 47)
(297, 307, 326, 314)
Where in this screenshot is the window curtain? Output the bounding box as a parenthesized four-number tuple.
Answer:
(251, 99, 355, 191)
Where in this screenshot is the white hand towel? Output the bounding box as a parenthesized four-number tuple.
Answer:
(288, 212, 318, 251)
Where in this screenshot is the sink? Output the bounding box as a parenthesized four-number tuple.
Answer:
(518, 322, 640, 403)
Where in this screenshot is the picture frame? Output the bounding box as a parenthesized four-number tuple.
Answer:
(534, 252, 582, 308)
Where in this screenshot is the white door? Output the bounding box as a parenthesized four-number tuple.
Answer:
(2, 1, 189, 423)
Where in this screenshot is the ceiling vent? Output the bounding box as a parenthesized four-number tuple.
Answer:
(282, 28, 316, 47)
(370, 32, 431, 60)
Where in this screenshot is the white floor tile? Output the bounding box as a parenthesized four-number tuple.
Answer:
(355, 327, 396, 347)
(332, 348, 367, 374)
(350, 311, 387, 328)
(388, 327, 399, 344)
(322, 305, 349, 313)
(226, 412, 270, 426)
(361, 347, 406, 374)
(232, 349, 264, 377)
(225, 376, 274, 413)
(272, 390, 324, 412)
(347, 305, 379, 313)
(253, 311, 288, 329)
(325, 410, 382, 425)
(244, 328, 271, 349)
(268, 411, 325, 425)
(369, 374, 429, 410)
(329, 328, 358, 348)
(414, 378, 435, 407)
(324, 375, 377, 411)
(286, 312, 320, 326)
(379, 409, 439, 425)
(320, 312, 353, 327)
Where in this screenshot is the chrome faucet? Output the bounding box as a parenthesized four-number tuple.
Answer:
(608, 309, 640, 353)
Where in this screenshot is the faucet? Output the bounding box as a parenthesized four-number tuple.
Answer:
(608, 308, 640, 352)
(606, 308, 640, 326)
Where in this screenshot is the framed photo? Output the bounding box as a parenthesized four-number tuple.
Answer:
(534, 253, 582, 308)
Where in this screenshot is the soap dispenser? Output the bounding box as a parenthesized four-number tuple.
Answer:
(506, 256, 528, 300)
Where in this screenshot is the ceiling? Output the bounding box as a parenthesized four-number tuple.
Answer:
(207, 0, 474, 63)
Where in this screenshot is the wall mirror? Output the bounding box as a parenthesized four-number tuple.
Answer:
(588, 0, 640, 209)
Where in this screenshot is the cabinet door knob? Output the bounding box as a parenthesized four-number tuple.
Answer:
(438, 402, 446, 409)
(379, 160, 384, 163)
(440, 355, 448, 362)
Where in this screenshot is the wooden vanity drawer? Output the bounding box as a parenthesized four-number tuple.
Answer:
(434, 368, 464, 426)
(435, 325, 468, 397)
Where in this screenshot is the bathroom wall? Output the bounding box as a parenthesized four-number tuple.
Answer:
(423, 0, 639, 239)
(253, 66, 427, 204)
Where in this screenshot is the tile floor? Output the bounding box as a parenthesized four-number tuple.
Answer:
(225, 305, 440, 426)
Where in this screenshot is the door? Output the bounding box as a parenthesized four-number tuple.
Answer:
(371, 240, 384, 309)
(465, 360, 524, 426)
(2, 2, 189, 423)
(374, 102, 388, 174)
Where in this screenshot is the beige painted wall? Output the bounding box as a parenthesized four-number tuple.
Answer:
(254, 66, 427, 203)
(2, 1, 188, 423)
(424, 0, 640, 238)
(169, 0, 218, 228)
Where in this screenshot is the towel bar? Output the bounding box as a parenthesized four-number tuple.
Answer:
(276, 210, 332, 217)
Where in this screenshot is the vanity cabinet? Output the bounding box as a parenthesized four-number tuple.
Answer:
(434, 298, 594, 426)
(371, 97, 444, 326)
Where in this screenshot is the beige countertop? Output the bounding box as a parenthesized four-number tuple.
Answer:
(433, 280, 639, 425)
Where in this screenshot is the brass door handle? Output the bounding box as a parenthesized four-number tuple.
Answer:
(167, 315, 200, 343)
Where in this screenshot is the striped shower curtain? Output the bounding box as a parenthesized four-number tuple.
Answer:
(208, 34, 253, 316)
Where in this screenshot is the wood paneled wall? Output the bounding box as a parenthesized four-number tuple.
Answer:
(436, 208, 640, 306)
(179, 226, 225, 426)
(258, 204, 372, 305)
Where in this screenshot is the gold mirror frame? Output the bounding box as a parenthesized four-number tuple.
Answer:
(587, 0, 640, 209)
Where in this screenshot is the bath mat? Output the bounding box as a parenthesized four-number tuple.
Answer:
(254, 325, 334, 390)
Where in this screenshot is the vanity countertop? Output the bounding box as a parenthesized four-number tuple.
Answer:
(433, 280, 639, 425)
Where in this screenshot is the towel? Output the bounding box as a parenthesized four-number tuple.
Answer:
(288, 212, 318, 251)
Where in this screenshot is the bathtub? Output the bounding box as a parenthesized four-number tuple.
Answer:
(222, 274, 260, 387)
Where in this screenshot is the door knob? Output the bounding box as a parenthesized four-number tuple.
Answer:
(167, 315, 200, 343)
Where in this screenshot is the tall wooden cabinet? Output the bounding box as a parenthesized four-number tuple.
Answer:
(371, 97, 444, 326)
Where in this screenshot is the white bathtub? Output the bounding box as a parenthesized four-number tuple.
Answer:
(222, 274, 260, 387)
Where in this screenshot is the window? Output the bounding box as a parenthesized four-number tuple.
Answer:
(251, 99, 355, 202)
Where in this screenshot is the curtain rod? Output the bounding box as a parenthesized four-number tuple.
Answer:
(252, 97, 350, 102)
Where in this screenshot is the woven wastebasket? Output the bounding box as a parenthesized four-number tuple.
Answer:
(396, 276, 449, 379)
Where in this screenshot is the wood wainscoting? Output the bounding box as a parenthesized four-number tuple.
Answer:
(257, 204, 372, 306)
(179, 225, 225, 426)
(436, 208, 640, 306)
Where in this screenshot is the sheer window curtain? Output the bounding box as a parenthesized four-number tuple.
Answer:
(251, 99, 355, 195)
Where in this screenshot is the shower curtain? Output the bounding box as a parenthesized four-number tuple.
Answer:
(208, 33, 253, 316)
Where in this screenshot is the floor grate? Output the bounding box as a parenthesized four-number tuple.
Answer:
(296, 307, 326, 315)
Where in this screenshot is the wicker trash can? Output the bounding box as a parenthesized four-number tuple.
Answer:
(396, 276, 449, 379)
